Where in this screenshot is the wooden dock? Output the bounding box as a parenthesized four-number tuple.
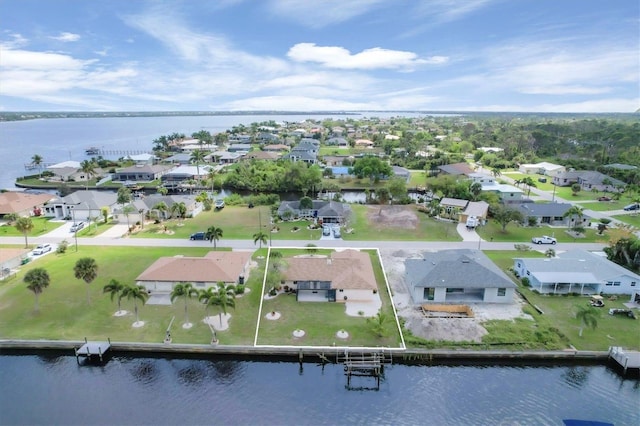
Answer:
(608, 346, 640, 375)
(338, 350, 393, 389)
(75, 338, 111, 363)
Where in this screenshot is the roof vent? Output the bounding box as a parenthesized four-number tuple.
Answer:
(461, 259, 470, 263)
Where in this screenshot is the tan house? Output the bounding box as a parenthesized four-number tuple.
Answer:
(136, 251, 251, 304)
(0, 191, 56, 218)
(282, 249, 378, 303)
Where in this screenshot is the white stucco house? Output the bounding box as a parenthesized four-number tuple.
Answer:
(513, 250, 640, 295)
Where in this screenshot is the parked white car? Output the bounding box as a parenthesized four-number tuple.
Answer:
(70, 222, 85, 232)
(33, 244, 52, 255)
(531, 235, 557, 245)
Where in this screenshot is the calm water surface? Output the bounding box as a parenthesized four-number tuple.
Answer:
(0, 354, 638, 425)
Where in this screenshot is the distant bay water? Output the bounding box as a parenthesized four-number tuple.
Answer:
(0, 353, 638, 426)
(0, 112, 431, 191)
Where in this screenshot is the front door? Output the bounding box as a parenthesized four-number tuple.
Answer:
(328, 289, 336, 302)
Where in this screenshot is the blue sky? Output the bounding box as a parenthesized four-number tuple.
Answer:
(1, 0, 638, 112)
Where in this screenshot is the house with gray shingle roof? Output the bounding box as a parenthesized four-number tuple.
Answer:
(277, 200, 351, 224)
(42, 190, 118, 221)
(282, 139, 319, 164)
(552, 170, 625, 191)
(516, 202, 590, 227)
(405, 249, 516, 304)
(513, 249, 640, 295)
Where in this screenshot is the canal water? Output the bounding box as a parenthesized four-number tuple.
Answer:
(0, 353, 637, 425)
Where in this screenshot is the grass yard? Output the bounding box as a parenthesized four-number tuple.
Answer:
(344, 204, 461, 241)
(476, 219, 610, 244)
(484, 250, 640, 351)
(256, 249, 402, 347)
(0, 217, 64, 237)
(612, 214, 640, 228)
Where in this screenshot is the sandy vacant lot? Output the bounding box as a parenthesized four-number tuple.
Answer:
(381, 249, 533, 343)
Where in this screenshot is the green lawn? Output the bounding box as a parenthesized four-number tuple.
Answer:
(612, 214, 640, 228)
(476, 219, 610, 244)
(0, 217, 64, 237)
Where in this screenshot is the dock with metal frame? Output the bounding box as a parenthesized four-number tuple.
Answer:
(75, 338, 111, 363)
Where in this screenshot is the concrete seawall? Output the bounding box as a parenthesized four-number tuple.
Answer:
(0, 339, 609, 363)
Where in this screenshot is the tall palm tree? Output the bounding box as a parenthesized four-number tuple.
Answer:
(206, 226, 223, 250)
(575, 305, 599, 337)
(80, 159, 97, 190)
(24, 267, 50, 313)
(74, 257, 98, 304)
(122, 204, 137, 232)
(15, 216, 34, 248)
(122, 284, 148, 325)
(563, 205, 585, 232)
(31, 154, 43, 178)
(103, 278, 126, 314)
(207, 167, 218, 193)
(201, 282, 236, 324)
(253, 231, 268, 249)
(171, 282, 198, 328)
(190, 149, 206, 185)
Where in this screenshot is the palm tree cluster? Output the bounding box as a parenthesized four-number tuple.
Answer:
(102, 280, 148, 324)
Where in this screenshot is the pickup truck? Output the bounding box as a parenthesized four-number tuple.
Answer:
(531, 235, 557, 245)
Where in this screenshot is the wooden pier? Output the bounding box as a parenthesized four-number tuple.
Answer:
(75, 337, 111, 364)
(608, 346, 640, 375)
(87, 149, 152, 156)
(338, 350, 393, 389)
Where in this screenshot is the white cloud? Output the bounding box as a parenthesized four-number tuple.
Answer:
(50, 32, 81, 42)
(413, 0, 497, 23)
(1, 31, 28, 48)
(287, 43, 445, 70)
(266, 0, 387, 28)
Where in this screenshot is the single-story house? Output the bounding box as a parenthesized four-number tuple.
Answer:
(244, 151, 280, 161)
(277, 200, 351, 224)
(355, 139, 374, 147)
(513, 250, 640, 295)
(460, 201, 489, 225)
(227, 143, 253, 153)
(519, 162, 566, 176)
(111, 164, 174, 183)
(45, 161, 104, 183)
(125, 153, 156, 165)
(0, 191, 56, 218)
(130, 193, 202, 220)
(325, 137, 349, 147)
(160, 165, 213, 185)
(438, 197, 469, 220)
(211, 151, 244, 164)
(405, 249, 516, 304)
(136, 251, 252, 304)
(43, 190, 118, 221)
(282, 249, 378, 303)
(516, 202, 589, 227)
(552, 170, 625, 192)
(164, 153, 192, 165)
(437, 162, 474, 176)
(480, 182, 524, 203)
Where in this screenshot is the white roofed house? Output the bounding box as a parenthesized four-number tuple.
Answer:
(42, 190, 118, 221)
(405, 249, 517, 304)
(513, 250, 640, 295)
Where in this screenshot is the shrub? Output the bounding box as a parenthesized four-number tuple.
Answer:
(56, 240, 69, 254)
(521, 277, 530, 287)
(235, 284, 245, 295)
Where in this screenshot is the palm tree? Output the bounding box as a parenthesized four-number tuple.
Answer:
(575, 305, 599, 337)
(171, 282, 198, 328)
(24, 267, 50, 312)
(122, 204, 136, 232)
(491, 168, 502, 178)
(207, 167, 218, 193)
(253, 231, 268, 249)
(74, 257, 98, 304)
(80, 159, 97, 190)
(469, 182, 482, 201)
(31, 154, 43, 178)
(206, 226, 224, 250)
(121, 284, 148, 325)
(190, 149, 206, 184)
(15, 216, 34, 248)
(366, 311, 388, 337)
(170, 202, 187, 222)
(152, 201, 168, 221)
(103, 278, 126, 314)
(201, 282, 236, 325)
(563, 205, 585, 232)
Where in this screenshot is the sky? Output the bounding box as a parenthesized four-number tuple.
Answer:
(1, 0, 638, 113)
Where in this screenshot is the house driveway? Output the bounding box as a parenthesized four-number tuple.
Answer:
(456, 222, 481, 242)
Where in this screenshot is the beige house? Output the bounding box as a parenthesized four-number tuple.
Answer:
(0, 191, 56, 218)
(136, 251, 251, 304)
(282, 249, 378, 303)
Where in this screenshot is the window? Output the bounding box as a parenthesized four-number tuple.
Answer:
(613, 281, 621, 286)
(517, 262, 521, 268)
(606, 281, 613, 286)
(497, 288, 506, 296)
(423, 288, 435, 301)
(526, 270, 530, 276)
(446, 288, 464, 293)
(632, 282, 636, 287)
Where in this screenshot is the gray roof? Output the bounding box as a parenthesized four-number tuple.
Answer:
(277, 200, 350, 218)
(55, 190, 118, 210)
(515, 250, 640, 283)
(405, 249, 516, 289)
(517, 202, 574, 217)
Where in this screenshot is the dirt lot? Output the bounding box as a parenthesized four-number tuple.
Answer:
(366, 205, 419, 229)
(381, 249, 533, 343)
